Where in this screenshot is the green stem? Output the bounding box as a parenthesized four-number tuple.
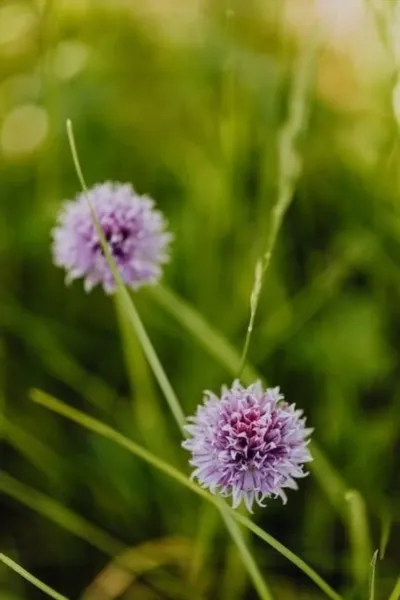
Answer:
(219, 503, 273, 600)
(0, 553, 69, 600)
(368, 550, 378, 600)
(66, 120, 186, 431)
(345, 490, 373, 589)
(238, 34, 318, 373)
(388, 577, 400, 600)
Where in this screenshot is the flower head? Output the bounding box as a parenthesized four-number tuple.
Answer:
(52, 182, 172, 293)
(183, 380, 313, 512)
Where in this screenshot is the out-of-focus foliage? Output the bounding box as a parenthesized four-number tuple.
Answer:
(1, 0, 400, 599)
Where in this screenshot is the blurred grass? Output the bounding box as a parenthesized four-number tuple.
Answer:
(1, 0, 400, 599)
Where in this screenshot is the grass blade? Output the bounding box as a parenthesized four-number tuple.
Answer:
(345, 490, 373, 589)
(66, 119, 186, 431)
(388, 577, 400, 600)
(0, 553, 69, 600)
(187, 505, 219, 589)
(31, 388, 343, 600)
(238, 33, 319, 372)
(379, 507, 392, 559)
(368, 550, 379, 600)
(219, 505, 269, 600)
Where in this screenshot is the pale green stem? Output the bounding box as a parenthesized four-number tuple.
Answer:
(31, 388, 343, 600)
(66, 120, 186, 431)
(0, 553, 69, 600)
(187, 506, 218, 586)
(368, 550, 379, 600)
(379, 509, 392, 559)
(238, 34, 318, 375)
(219, 502, 273, 600)
(388, 577, 400, 600)
(345, 490, 373, 588)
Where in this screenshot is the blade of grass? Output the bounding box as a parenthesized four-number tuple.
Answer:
(368, 550, 379, 600)
(388, 577, 400, 600)
(115, 298, 178, 464)
(218, 502, 268, 600)
(219, 506, 253, 600)
(0, 471, 123, 556)
(66, 119, 272, 600)
(0, 553, 68, 600)
(345, 490, 373, 589)
(31, 388, 343, 600)
(238, 32, 319, 374)
(379, 508, 392, 559)
(187, 505, 218, 587)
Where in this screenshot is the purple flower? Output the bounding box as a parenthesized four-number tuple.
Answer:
(52, 182, 172, 293)
(183, 380, 313, 512)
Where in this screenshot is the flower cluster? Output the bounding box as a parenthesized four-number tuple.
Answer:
(183, 380, 312, 512)
(52, 182, 172, 293)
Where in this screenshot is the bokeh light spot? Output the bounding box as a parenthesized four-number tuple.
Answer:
(1, 104, 48, 157)
(0, 2, 36, 51)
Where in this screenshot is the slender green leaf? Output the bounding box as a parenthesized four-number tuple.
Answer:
(187, 506, 218, 587)
(379, 508, 392, 559)
(345, 490, 373, 588)
(67, 119, 186, 431)
(388, 577, 400, 600)
(368, 550, 379, 600)
(239, 32, 319, 372)
(0, 553, 69, 600)
(219, 507, 255, 600)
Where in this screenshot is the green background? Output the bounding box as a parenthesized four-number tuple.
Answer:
(1, 1, 399, 599)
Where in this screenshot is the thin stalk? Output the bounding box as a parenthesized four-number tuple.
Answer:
(379, 508, 392, 559)
(187, 505, 218, 586)
(238, 34, 318, 375)
(0, 553, 69, 600)
(368, 550, 379, 600)
(388, 577, 400, 600)
(345, 490, 373, 589)
(31, 388, 343, 600)
(66, 120, 186, 431)
(219, 503, 273, 600)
